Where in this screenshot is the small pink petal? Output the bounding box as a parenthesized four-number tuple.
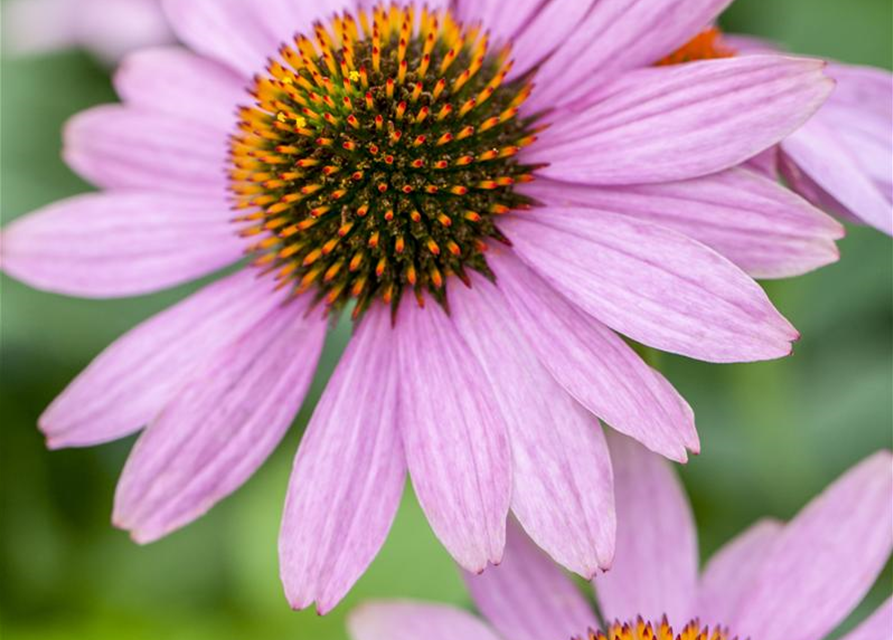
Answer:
(37, 270, 287, 449)
(64, 105, 227, 195)
(696, 518, 783, 628)
(782, 117, 893, 236)
(450, 273, 615, 577)
(491, 252, 697, 461)
(730, 451, 893, 640)
(396, 301, 511, 573)
(464, 522, 599, 640)
(528, 56, 833, 185)
(840, 597, 892, 640)
(526, 0, 733, 110)
(522, 168, 844, 280)
(114, 46, 246, 131)
(594, 432, 699, 627)
(280, 305, 405, 614)
(503, 208, 798, 363)
(160, 0, 352, 79)
(1, 191, 243, 298)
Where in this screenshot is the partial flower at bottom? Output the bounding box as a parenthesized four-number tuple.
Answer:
(0, 0, 844, 613)
(349, 439, 893, 640)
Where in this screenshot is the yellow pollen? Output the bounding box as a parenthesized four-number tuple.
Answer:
(577, 617, 735, 640)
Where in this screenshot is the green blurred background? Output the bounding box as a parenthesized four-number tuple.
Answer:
(1, 1, 891, 638)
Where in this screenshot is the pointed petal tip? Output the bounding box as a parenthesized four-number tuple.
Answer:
(127, 528, 158, 546)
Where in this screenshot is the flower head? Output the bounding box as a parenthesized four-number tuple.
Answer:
(349, 441, 893, 640)
(1, 0, 841, 612)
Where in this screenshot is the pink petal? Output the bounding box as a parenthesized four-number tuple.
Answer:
(1, 192, 244, 298)
(490, 252, 697, 462)
(782, 116, 893, 236)
(64, 105, 227, 195)
(449, 274, 615, 577)
(696, 519, 783, 628)
(396, 301, 511, 573)
(528, 56, 833, 185)
(509, 0, 596, 80)
(160, 0, 276, 78)
(464, 522, 599, 640)
(37, 270, 287, 449)
(348, 602, 501, 640)
(731, 451, 893, 640)
(841, 598, 892, 640)
(594, 432, 698, 627)
(827, 63, 892, 117)
(114, 46, 246, 131)
(521, 168, 844, 280)
(744, 145, 781, 179)
(503, 209, 798, 363)
(161, 0, 351, 78)
(455, 0, 551, 52)
(280, 305, 405, 614)
(526, 0, 733, 111)
(113, 296, 327, 543)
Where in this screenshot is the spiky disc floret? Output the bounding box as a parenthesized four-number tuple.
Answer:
(576, 617, 736, 640)
(229, 2, 542, 317)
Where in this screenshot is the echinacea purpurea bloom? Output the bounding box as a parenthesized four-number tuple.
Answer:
(728, 35, 893, 236)
(0, 0, 842, 613)
(349, 438, 893, 640)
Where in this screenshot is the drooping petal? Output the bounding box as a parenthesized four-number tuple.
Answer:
(696, 519, 783, 628)
(64, 105, 227, 195)
(528, 56, 832, 185)
(36, 270, 287, 449)
(114, 47, 246, 131)
(0, 192, 244, 298)
(280, 305, 405, 614)
(506, 208, 798, 361)
(490, 253, 697, 462)
(348, 602, 502, 640)
(521, 168, 844, 279)
(730, 451, 893, 640)
(464, 522, 599, 640)
(782, 118, 893, 236)
(526, 0, 733, 111)
(503, 209, 798, 363)
(113, 296, 327, 543)
(396, 301, 511, 573)
(594, 432, 699, 626)
(450, 274, 614, 577)
(841, 598, 892, 640)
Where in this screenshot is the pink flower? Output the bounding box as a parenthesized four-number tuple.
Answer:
(0, 0, 840, 612)
(3, 0, 174, 64)
(714, 34, 892, 236)
(349, 440, 893, 640)
(778, 61, 893, 236)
